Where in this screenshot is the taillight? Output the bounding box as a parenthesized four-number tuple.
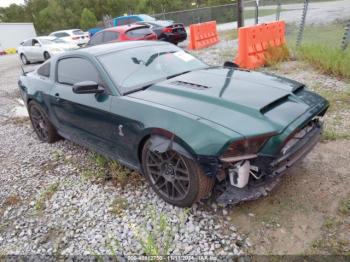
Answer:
(221, 133, 276, 159)
(163, 27, 172, 33)
(72, 36, 80, 40)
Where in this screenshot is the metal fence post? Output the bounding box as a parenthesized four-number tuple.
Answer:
(296, 0, 309, 47)
(255, 0, 259, 25)
(237, 0, 244, 28)
(341, 19, 350, 50)
(276, 0, 281, 21)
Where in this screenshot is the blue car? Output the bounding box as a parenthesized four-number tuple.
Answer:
(113, 14, 156, 26)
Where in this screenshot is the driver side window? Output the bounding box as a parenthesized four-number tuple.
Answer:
(32, 39, 39, 46)
(57, 57, 100, 86)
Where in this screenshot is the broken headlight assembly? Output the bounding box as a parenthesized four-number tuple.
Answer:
(220, 133, 275, 163)
(220, 134, 275, 188)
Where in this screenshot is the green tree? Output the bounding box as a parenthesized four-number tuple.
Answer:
(80, 8, 98, 30)
(0, 4, 31, 22)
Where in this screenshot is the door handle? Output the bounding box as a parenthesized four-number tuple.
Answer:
(54, 93, 60, 101)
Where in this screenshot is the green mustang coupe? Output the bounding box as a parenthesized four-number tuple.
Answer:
(18, 41, 329, 207)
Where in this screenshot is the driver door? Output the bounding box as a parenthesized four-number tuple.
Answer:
(49, 56, 122, 158)
(31, 39, 44, 61)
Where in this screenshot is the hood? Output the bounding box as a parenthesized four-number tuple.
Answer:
(128, 68, 313, 137)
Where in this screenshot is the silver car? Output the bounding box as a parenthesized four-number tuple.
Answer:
(17, 36, 79, 65)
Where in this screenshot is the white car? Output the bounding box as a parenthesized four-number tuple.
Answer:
(49, 29, 90, 46)
(18, 36, 79, 65)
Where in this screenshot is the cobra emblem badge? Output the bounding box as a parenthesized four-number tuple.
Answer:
(118, 124, 124, 137)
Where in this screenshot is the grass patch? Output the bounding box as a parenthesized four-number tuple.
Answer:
(92, 153, 109, 168)
(109, 197, 128, 216)
(81, 153, 142, 187)
(298, 44, 350, 79)
(286, 22, 350, 79)
(308, 86, 350, 141)
(322, 130, 350, 141)
(133, 207, 189, 256)
(3, 195, 21, 207)
(35, 182, 60, 211)
(244, 9, 279, 20)
(265, 44, 290, 66)
(322, 217, 339, 230)
(286, 22, 345, 50)
(220, 29, 238, 41)
(81, 169, 105, 182)
(311, 238, 350, 255)
(4, 116, 30, 125)
(339, 198, 350, 215)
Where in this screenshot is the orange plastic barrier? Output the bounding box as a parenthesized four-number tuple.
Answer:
(234, 21, 286, 69)
(188, 21, 220, 50)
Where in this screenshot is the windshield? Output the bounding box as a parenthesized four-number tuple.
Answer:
(139, 14, 156, 21)
(98, 44, 208, 94)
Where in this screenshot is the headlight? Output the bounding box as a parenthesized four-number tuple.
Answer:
(220, 133, 276, 161)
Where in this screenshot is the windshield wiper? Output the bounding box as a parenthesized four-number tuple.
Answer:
(166, 70, 191, 79)
(123, 83, 154, 95)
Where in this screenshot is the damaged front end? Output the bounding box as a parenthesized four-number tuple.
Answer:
(212, 117, 324, 205)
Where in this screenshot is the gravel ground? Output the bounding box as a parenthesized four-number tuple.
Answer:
(0, 55, 246, 256)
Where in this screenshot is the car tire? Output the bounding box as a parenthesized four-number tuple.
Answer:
(20, 54, 30, 65)
(141, 139, 214, 207)
(44, 52, 51, 60)
(28, 101, 60, 143)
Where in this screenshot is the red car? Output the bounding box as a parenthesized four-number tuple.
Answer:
(87, 24, 157, 46)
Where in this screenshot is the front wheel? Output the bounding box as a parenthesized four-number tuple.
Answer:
(20, 54, 30, 65)
(141, 140, 214, 207)
(44, 52, 51, 60)
(28, 101, 60, 143)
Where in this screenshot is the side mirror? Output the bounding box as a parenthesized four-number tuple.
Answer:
(223, 61, 239, 68)
(34, 43, 41, 47)
(72, 81, 104, 94)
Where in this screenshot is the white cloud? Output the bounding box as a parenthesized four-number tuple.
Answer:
(0, 0, 25, 8)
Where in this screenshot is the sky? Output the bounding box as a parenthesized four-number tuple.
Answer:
(0, 0, 25, 7)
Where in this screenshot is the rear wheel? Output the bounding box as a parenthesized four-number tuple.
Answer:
(20, 54, 29, 65)
(44, 52, 51, 60)
(28, 101, 60, 143)
(141, 139, 214, 207)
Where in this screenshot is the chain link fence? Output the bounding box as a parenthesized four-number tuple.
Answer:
(153, 3, 239, 26)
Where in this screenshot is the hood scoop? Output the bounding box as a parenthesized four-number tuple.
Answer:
(292, 85, 305, 94)
(171, 80, 210, 90)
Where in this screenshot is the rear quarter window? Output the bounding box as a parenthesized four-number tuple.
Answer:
(55, 32, 70, 37)
(37, 62, 51, 78)
(73, 30, 84, 35)
(126, 27, 152, 38)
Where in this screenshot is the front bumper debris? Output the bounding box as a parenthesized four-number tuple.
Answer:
(216, 176, 282, 205)
(216, 120, 322, 205)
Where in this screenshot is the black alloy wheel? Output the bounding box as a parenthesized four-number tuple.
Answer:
(142, 140, 214, 207)
(28, 101, 60, 143)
